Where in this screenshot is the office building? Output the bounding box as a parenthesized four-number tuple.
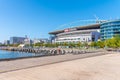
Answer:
(101, 19, 120, 40)
(33, 38, 49, 44)
(10, 37, 26, 44)
(4, 40, 10, 45)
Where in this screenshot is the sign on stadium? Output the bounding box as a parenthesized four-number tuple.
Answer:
(64, 28, 77, 32)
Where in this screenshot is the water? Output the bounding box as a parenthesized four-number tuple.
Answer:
(0, 50, 42, 60)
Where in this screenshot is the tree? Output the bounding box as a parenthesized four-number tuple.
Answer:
(96, 41, 105, 48)
(90, 42, 97, 47)
(105, 34, 120, 48)
(76, 42, 81, 48)
(34, 42, 42, 47)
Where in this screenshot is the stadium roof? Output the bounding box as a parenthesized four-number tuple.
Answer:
(49, 23, 100, 35)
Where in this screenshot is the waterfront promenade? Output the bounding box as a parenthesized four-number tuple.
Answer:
(0, 50, 107, 73)
(0, 52, 119, 80)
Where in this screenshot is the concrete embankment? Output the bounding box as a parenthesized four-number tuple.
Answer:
(0, 47, 107, 56)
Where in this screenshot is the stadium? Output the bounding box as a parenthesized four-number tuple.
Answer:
(49, 20, 106, 43)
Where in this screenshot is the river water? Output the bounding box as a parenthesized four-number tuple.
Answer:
(0, 50, 41, 60)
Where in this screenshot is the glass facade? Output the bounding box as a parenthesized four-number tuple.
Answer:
(10, 37, 26, 44)
(100, 20, 120, 40)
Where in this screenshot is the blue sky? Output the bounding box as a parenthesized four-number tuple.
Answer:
(0, 0, 120, 42)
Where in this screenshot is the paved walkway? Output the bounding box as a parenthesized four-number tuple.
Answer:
(0, 51, 108, 73)
(0, 52, 119, 80)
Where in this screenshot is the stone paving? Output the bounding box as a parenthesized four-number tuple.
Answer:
(0, 51, 107, 73)
(0, 52, 119, 80)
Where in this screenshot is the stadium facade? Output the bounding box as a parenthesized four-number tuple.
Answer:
(49, 19, 120, 43)
(49, 20, 104, 43)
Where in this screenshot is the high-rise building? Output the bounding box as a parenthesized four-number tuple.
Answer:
(10, 37, 26, 44)
(24, 38, 33, 45)
(4, 40, 10, 45)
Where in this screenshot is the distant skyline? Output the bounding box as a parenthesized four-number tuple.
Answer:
(0, 0, 120, 42)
